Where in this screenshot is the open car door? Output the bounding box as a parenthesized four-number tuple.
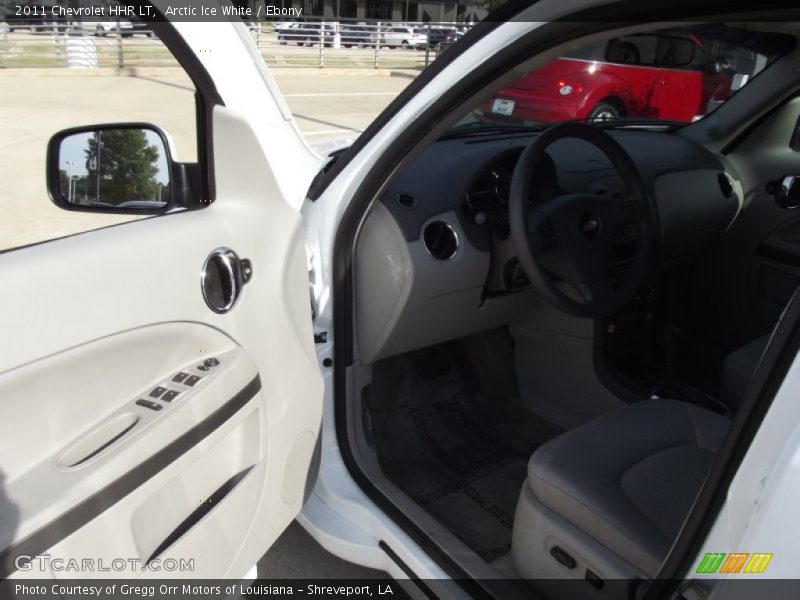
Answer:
(0, 16, 323, 579)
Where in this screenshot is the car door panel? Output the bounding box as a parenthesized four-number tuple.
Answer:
(0, 324, 260, 575)
(0, 106, 323, 578)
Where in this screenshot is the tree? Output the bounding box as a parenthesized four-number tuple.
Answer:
(84, 129, 161, 205)
(58, 169, 69, 195)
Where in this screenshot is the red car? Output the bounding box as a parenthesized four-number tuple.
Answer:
(485, 32, 733, 123)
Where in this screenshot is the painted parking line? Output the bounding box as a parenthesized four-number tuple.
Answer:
(303, 129, 364, 136)
(283, 92, 400, 97)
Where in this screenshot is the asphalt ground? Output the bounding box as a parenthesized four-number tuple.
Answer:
(0, 69, 412, 250)
(276, 71, 412, 144)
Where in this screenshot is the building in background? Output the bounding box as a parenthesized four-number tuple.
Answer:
(255, 0, 487, 23)
(2, 0, 488, 26)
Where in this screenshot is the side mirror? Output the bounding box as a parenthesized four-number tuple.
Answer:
(770, 175, 800, 210)
(47, 124, 174, 214)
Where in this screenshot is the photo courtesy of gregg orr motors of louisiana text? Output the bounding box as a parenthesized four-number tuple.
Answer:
(12, 584, 398, 597)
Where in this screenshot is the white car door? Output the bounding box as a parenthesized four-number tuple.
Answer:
(0, 17, 323, 579)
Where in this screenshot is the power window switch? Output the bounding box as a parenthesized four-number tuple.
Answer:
(149, 386, 167, 399)
(162, 390, 180, 402)
(172, 372, 189, 383)
(184, 375, 202, 387)
(136, 399, 162, 411)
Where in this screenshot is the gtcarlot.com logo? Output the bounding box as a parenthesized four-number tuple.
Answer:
(14, 554, 195, 572)
(696, 552, 773, 574)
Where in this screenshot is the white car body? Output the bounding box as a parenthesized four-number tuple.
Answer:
(380, 25, 428, 48)
(274, 21, 298, 34)
(2, 0, 800, 596)
(88, 20, 134, 35)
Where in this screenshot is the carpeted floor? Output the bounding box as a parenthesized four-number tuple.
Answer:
(365, 329, 562, 562)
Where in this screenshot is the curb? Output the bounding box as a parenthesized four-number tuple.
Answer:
(389, 69, 421, 79)
(0, 66, 186, 77)
(0, 66, 422, 78)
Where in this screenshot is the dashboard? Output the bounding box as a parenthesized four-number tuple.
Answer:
(354, 129, 741, 364)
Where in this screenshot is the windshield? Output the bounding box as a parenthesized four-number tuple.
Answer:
(454, 24, 794, 132)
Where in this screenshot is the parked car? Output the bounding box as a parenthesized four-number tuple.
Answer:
(341, 24, 375, 48)
(129, 16, 154, 37)
(275, 21, 299, 44)
(88, 20, 135, 37)
(273, 21, 297, 31)
(483, 32, 733, 124)
(283, 22, 335, 47)
(426, 27, 458, 48)
(435, 28, 465, 53)
(444, 28, 464, 44)
(379, 25, 427, 49)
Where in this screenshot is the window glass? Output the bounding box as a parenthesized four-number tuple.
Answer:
(454, 24, 793, 130)
(0, 1, 197, 251)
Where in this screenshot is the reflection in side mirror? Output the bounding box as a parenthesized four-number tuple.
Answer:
(53, 126, 171, 211)
(774, 175, 800, 210)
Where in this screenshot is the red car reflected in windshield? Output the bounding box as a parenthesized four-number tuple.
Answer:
(484, 33, 734, 124)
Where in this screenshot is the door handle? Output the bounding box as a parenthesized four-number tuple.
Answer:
(767, 175, 800, 210)
(201, 248, 252, 313)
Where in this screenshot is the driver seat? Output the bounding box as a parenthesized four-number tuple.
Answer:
(511, 398, 728, 595)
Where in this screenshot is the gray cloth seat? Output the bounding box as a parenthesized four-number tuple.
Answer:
(516, 399, 729, 578)
(719, 335, 770, 412)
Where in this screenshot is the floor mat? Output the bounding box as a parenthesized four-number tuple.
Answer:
(365, 330, 562, 562)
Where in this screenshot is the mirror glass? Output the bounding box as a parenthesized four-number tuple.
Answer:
(57, 128, 170, 209)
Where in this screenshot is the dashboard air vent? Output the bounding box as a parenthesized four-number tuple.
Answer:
(423, 221, 459, 261)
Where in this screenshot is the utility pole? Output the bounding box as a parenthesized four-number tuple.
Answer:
(95, 131, 102, 203)
(66, 160, 74, 203)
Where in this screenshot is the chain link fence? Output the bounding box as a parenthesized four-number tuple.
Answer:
(0, 19, 468, 69)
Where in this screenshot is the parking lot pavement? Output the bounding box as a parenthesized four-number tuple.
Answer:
(257, 521, 387, 579)
(0, 69, 412, 250)
(274, 72, 410, 144)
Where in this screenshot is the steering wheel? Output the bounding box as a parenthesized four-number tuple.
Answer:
(509, 123, 655, 318)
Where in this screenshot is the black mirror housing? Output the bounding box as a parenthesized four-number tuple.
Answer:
(46, 123, 190, 215)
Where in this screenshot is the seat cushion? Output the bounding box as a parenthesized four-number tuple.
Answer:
(720, 335, 770, 413)
(526, 399, 728, 576)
